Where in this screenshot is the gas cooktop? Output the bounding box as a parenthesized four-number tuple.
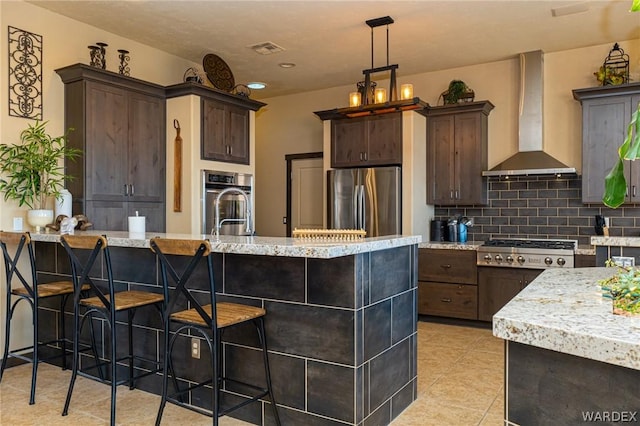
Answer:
(481, 239, 576, 251)
(477, 238, 576, 269)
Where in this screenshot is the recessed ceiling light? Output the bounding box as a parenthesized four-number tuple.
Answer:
(279, 62, 296, 68)
(247, 82, 266, 90)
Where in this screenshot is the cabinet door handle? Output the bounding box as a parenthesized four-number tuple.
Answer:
(130, 184, 134, 196)
(363, 152, 368, 161)
(450, 190, 454, 199)
(359, 152, 363, 161)
(229, 145, 233, 155)
(124, 184, 129, 196)
(440, 298, 452, 303)
(440, 264, 452, 269)
(455, 189, 459, 199)
(634, 186, 637, 197)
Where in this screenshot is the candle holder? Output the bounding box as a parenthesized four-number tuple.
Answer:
(96, 42, 108, 69)
(118, 49, 130, 76)
(88, 45, 100, 68)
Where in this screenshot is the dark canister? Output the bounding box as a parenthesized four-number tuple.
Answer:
(430, 220, 446, 241)
(447, 220, 459, 242)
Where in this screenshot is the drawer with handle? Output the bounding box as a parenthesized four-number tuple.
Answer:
(418, 281, 478, 320)
(418, 248, 477, 285)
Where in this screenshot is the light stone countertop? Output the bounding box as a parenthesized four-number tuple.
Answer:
(591, 236, 640, 247)
(29, 230, 421, 259)
(493, 267, 640, 370)
(576, 245, 596, 256)
(418, 241, 482, 250)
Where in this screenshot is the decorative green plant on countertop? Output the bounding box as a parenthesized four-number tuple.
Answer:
(600, 260, 640, 315)
(0, 120, 81, 210)
(603, 0, 640, 207)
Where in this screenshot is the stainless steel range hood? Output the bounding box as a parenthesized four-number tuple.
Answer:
(483, 50, 577, 177)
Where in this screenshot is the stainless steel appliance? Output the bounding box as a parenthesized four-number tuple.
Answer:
(327, 166, 401, 237)
(477, 238, 576, 269)
(202, 170, 253, 235)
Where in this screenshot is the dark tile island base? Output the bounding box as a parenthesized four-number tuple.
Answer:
(32, 233, 419, 425)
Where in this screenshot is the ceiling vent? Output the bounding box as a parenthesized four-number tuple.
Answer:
(248, 41, 285, 55)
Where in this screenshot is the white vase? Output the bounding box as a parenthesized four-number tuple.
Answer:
(55, 189, 73, 218)
(27, 209, 54, 232)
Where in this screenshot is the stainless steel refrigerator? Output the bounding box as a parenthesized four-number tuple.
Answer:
(327, 166, 401, 237)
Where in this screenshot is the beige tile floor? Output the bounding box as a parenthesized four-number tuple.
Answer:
(0, 320, 504, 425)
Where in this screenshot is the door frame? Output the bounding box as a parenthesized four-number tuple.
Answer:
(285, 152, 323, 237)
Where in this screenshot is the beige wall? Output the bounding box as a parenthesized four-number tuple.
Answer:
(0, 0, 195, 356)
(255, 38, 640, 237)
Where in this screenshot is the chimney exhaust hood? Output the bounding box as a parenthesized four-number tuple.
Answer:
(482, 50, 577, 177)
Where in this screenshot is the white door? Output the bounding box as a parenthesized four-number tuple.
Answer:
(291, 158, 323, 230)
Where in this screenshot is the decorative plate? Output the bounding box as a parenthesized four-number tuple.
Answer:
(203, 54, 235, 92)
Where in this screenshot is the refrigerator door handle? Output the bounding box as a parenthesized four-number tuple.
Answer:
(359, 184, 366, 231)
(353, 185, 359, 228)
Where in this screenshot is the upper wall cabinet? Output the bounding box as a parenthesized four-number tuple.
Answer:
(425, 101, 494, 206)
(165, 83, 265, 165)
(56, 64, 167, 232)
(573, 83, 640, 204)
(330, 112, 402, 168)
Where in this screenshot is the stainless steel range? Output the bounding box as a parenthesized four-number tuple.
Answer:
(477, 238, 576, 269)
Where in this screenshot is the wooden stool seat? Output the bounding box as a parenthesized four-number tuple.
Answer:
(11, 281, 89, 298)
(171, 302, 266, 328)
(80, 290, 164, 311)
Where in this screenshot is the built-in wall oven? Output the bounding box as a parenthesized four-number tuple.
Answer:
(201, 170, 253, 235)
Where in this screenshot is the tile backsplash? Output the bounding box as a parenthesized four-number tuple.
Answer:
(434, 175, 640, 246)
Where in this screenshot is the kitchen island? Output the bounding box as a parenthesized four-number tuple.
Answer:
(30, 231, 420, 426)
(493, 267, 640, 425)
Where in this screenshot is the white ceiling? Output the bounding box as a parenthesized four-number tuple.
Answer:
(29, 0, 640, 98)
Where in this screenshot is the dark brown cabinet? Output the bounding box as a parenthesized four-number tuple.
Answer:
(202, 98, 249, 164)
(426, 101, 493, 205)
(56, 64, 166, 232)
(418, 248, 478, 320)
(477, 267, 541, 322)
(573, 83, 640, 203)
(331, 112, 402, 167)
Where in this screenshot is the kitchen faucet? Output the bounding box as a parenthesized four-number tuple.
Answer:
(213, 187, 252, 236)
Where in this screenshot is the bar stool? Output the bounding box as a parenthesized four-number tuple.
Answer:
(60, 234, 164, 426)
(0, 231, 95, 405)
(150, 237, 280, 426)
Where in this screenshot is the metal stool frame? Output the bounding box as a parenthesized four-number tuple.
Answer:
(61, 234, 164, 426)
(0, 231, 98, 405)
(150, 238, 280, 426)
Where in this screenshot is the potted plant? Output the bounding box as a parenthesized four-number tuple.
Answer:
(441, 80, 475, 105)
(0, 120, 81, 231)
(599, 260, 640, 316)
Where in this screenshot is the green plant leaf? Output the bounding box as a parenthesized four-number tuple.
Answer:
(632, 0, 640, 12)
(603, 157, 628, 208)
(603, 102, 640, 208)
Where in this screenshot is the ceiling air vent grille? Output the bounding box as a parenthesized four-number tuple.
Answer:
(247, 41, 285, 55)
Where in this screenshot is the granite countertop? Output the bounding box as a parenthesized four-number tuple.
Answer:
(576, 245, 596, 256)
(29, 230, 421, 259)
(493, 267, 640, 370)
(418, 241, 482, 250)
(591, 236, 640, 247)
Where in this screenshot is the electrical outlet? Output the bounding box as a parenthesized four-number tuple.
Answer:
(191, 337, 200, 359)
(612, 256, 635, 267)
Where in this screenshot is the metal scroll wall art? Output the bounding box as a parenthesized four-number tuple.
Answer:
(8, 26, 43, 120)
